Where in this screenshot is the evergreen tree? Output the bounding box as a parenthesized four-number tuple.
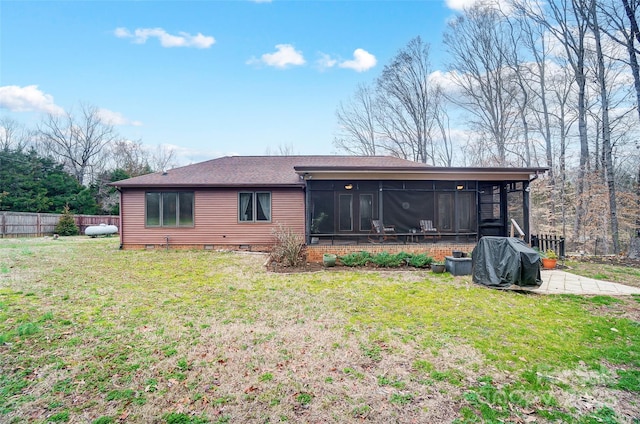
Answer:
(54, 205, 79, 236)
(0, 148, 99, 214)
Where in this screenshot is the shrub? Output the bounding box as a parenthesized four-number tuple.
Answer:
(339, 251, 374, 267)
(371, 252, 405, 267)
(408, 253, 434, 268)
(395, 251, 412, 262)
(338, 252, 435, 268)
(270, 224, 306, 267)
(55, 205, 79, 236)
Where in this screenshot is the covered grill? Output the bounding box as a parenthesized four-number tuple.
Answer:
(472, 236, 542, 288)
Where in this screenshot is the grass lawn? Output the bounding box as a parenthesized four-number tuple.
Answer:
(564, 259, 640, 289)
(1, 237, 639, 423)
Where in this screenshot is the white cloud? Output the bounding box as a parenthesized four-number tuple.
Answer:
(0, 85, 64, 115)
(114, 27, 215, 49)
(251, 44, 306, 69)
(97, 108, 142, 127)
(338, 48, 377, 72)
(446, 0, 513, 13)
(164, 144, 233, 166)
(113, 27, 130, 38)
(445, 0, 479, 10)
(251, 0, 272, 3)
(428, 70, 461, 95)
(316, 53, 338, 71)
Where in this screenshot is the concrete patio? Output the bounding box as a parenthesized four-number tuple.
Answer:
(531, 270, 640, 295)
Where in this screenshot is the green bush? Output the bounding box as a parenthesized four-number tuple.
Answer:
(339, 251, 435, 268)
(408, 253, 434, 268)
(371, 252, 405, 268)
(339, 251, 374, 267)
(55, 205, 79, 236)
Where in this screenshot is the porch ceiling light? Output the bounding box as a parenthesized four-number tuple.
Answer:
(456, 185, 464, 190)
(344, 183, 353, 190)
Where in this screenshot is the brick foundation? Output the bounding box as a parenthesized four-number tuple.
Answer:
(120, 242, 477, 263)
(306, 243, 476, 262)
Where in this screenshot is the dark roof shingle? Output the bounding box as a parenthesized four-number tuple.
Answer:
(112, 155, 425, 188)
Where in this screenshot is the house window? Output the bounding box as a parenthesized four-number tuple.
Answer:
(239, 192, 271, 222)
(145, 192, 194, 227)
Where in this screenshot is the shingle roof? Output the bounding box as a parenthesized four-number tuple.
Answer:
(111, 155, 426, 188)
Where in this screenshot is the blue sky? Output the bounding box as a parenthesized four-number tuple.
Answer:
(1, 0, 467, 164)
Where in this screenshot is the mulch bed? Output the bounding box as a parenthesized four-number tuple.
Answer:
(268, 262, 432, 273)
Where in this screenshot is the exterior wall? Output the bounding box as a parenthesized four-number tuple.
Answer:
(306, 242, 476, 263)
(120, 187, 304, 248)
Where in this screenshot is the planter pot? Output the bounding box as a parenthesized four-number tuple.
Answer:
(323, 254, 337, 267)
(541, 258, 557, 269)
(431, 264, 446, 273)
(452, 250, 463, 258)
(445, 256, 472, 276)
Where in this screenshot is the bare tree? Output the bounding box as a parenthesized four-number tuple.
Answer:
(264, 142, 298, 156)
(573, 0, 620, 252)
(443, 4, 520, 166)
(110, 139, 152, 177)
(376, 37, 439, 164)
(333, 84, 379, 156)
(502, 14, 534, 167)
(595, 0, 640, 121)
(432, 85, 454, 166)
(516, 0, 591, 240)
(149, 144, 177, 172)
(37, 104, 119, 185)
(0, 116, 30, 151)
(550, 63, 578, 239)
(334, 37, 447, 164)
(594, 0, 640, 253)
(510, 7, 562, 225)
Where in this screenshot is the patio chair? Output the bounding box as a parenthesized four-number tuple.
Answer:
(420, 219, 440, 242)
(369, 219, 397, 242)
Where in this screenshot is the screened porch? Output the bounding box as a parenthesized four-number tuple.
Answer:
(305, 179, 531, 246)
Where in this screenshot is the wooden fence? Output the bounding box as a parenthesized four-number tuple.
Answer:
(0, 211, 119, 238)
(531, 234, 565, 259)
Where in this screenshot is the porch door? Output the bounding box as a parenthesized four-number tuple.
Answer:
(338, 193, 374, 233)
(359, 194, 374, 232)
(437, 193, 454, 232)
(478, 183, 505, 237)
(338, 194, 353, 231)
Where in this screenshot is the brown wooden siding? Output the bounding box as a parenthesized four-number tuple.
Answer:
(120, 188, 305, 247)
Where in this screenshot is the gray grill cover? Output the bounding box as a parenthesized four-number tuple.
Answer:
(472, 237, 542, 288)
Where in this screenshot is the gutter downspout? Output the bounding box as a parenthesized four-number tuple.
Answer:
(117, 187, 123, 250)
(524, 171, 541, 245)
(304, 184, 311, 245)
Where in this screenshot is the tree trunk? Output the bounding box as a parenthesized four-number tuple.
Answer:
(621, 0, 640, 242)
(574, 70, 589, 240)
(589, 0, 620, 255)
